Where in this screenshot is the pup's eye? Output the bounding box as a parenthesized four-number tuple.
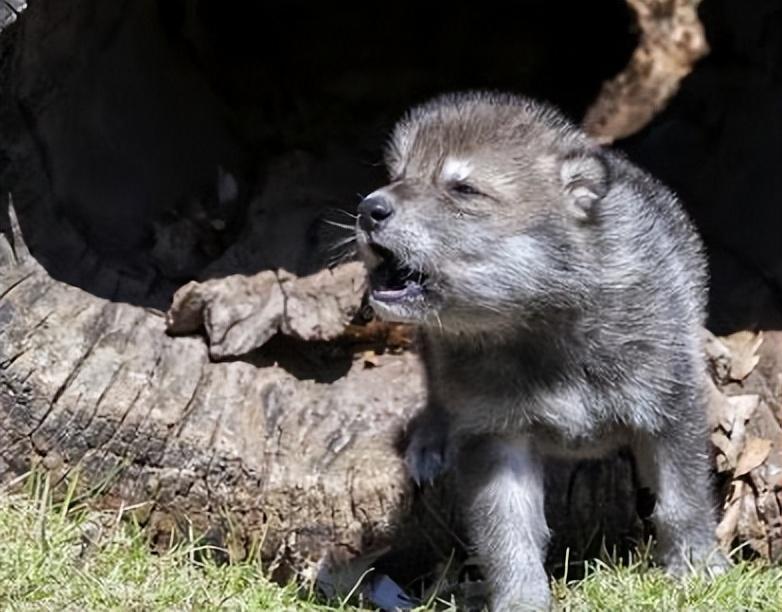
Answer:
(449, 182, 483, 197)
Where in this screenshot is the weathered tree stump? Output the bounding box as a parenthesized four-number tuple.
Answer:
(0, 210, 426, 575)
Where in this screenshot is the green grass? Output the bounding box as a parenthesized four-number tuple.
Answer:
(0, 473, 332, 611)
(553, 556, 782, 611)
(0, 473, 780, 611)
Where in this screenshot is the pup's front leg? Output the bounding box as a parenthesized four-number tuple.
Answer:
(458, 435, 551, 611)
(403, 403, 450, 485)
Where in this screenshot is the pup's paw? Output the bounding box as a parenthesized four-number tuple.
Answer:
(663, 547, 731, 579)
(404, 423, 449, 486)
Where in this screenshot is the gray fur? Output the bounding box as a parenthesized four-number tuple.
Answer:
(355, 91, 727, 611)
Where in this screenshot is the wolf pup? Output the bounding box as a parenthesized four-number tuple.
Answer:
(355, 91, 727, 610)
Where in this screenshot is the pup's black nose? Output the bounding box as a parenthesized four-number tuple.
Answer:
(358, 195, 394, 232)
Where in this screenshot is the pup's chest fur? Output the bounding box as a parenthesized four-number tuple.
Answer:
(425, 330, 666, 455)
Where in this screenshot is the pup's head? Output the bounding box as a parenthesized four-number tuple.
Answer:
(356, 92, 609, 334)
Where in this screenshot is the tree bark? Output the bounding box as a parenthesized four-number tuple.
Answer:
(0, 217, 427, 576)
(583, 0, 708, 143)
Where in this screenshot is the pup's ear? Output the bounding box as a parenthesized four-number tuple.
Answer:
(559, 152, 609, 221)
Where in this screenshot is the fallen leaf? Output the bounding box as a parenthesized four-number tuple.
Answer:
(767, 464, 782, 490)
(705, 331, 732, 384)
(362, 350, 381, 368)
(725, 395, 760, 450)
(716, 497, 741, 549)
(316, 547, 389, 601)
(711, 430, 737, 471)
(759, 490, 781, 525)
(738, 490, 767, 547)
(706, 378, 736, 431)
(722, 330, 763, 382)
(734, 437, 773, 477)
(729, 394, 761, 421)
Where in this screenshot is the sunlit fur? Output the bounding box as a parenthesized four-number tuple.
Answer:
(356, 91, 727, 611)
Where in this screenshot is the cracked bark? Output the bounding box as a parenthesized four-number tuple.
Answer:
(0, 226, 427, 577)
(583, 0, 708, 143)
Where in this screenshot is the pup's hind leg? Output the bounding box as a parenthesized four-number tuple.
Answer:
(634, 420, 728, 575)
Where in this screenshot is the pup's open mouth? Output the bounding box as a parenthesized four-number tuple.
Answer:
(368, 244, 427, 303)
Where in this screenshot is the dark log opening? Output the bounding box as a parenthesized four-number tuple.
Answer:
(620, 0, 782, 334)
(1, 0, 636, 309)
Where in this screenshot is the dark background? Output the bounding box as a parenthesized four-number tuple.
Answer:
(1, 0, 780, 333)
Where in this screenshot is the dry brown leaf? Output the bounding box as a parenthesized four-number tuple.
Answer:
(362, 350, 381, 368)
(729, 479, 746, 503)
(706, 377, 736, 431)
(711, 430, 737, 471)
(706, 331, 782, 561)
(705, 332, 732, 385)
(725, 394, 761, 452)
(716, 497, 741, 549)
(340, 321, 414, 349)
(739, 488, 767, 542)
(722, 330, 764, 382)
(759, 490, 781, 525)
(728, 394, 760, 423)
(735, 437, 773, 478)
(768, 467, 782, 490)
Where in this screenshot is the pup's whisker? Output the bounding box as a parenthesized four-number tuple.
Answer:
(328, 207, 358, 220)
(328, 236, 357, 251)
(321, 219, 355, 231)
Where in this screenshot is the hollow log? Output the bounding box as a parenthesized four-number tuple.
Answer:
(0, 221, 426, 575)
